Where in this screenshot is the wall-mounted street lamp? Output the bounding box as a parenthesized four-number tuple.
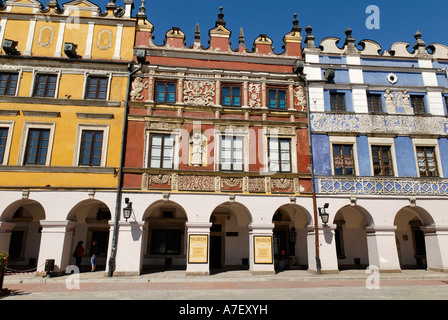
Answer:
(318, 203, 330, 226)
(123, 197, 133, 222)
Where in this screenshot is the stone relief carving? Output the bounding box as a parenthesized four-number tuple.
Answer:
(130, 77, 148, 101)
(384, 89, 413, 114)
(190, 132, 206, 166)
(183, 80, 215, 106)
(178, 175, 215, 191)
(222, 177, 242, 188)
(294, 86, 306, 111)
(150, 174, 171, 185)
(248, 83, 261, 108)
(272, 178, 292, 189)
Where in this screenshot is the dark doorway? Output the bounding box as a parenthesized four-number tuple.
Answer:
(210, 235, 222, 269)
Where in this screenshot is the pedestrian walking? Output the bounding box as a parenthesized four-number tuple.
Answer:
(90, 240, 99, 272)
(73, 241, 84, 271)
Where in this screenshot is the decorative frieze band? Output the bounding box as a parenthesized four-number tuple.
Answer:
(318, 176, 448, 196)
(311, 113, 448, 136)
(142, 173, 306, 194)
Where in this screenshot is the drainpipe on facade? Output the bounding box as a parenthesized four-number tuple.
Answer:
(108, 61, 142, 277)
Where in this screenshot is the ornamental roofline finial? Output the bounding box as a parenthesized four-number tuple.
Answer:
(194, 23, 200, 42)
(304, 24, 316, 49)
(239, 27, 245, 45)
(137, 0, 147, 19)
(215, 6, 226, 27)
(291, 13, 301, 33)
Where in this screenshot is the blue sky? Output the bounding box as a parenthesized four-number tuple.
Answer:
(97, 0, 447, 54)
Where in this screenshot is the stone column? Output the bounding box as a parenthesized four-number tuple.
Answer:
(307, 224, 339, 274)
(110, 221, 145, 276)
(36, 220, 76, 275)
(186, 222, 212, 276)
(248, 223, 275, 275)
(366, 226, 401, 273)
(422, 225, 448, 273)
(0, 222, 15, 252)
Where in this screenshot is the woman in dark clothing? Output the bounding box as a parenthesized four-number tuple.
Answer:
(74, 241, 84, 271)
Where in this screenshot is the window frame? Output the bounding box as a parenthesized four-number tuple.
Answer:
(219, 135, 244, 172)
(410, 95, 427, 115)
(154, 81, 177, 104)
(416, 146, 439, 177)
(84, 75, 109, 100)
(221, 84, 242, 107)
(18, 122, 55, 166)
(413, 139, 443, 178)
(0, 72, 19, 96)
(74, 124, 110, 167)
(371, 145, 394, 176)
(329, 91, 346, 112)
(267, 137, 292, 173)
(147, 133, 176, 169)
(332, 144, 356, 176)
(267, 87, 287, 110)
(367, 93, 383, 114)
(32, 73, 58, 98)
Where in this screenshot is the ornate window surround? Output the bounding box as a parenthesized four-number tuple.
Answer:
(262, 126, 298, 174)
(412, 138, 443, 178)
(29, 70, 61, 98)
(329, 136, 359, 176)
(17, 122, 56, 166)
(143, 122, 181, 170)
(367, 137, 398, 177)
(82, 71, 112, 101)
(73, 123, 110, 167)
(214, 126, 249, 172)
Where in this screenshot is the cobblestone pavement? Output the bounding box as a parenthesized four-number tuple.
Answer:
(1, 269, 448, 301)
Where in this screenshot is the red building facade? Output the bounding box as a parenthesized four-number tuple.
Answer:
(114, 7, 314, 275)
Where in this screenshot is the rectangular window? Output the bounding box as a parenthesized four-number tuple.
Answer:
(333, 144, 355, 175)
(33, 74, 57, 97)
(220, 135, 243, 171)
(0, 72, 18, 96)
(86, 76, 108, 100)
(367, 93, 383, 113)
(0, 127, 8, 164)
(24, 128, 50, 165)
(221, 85, 241, 107)
(330, 92, 346, 112)
(155, 82, 176, 103)
(149, 134, 174, 169)
(268, 138, 291, 173)
(268, 88, 287, 109)
(79, 130, 103, 166)
(416, 147, 438, 177)
(371, 145, 394, 176)
(150, 229, 182, 255)
(410, 95, 426, 115)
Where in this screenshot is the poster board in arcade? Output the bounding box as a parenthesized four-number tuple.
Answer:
(188, 234, 208, 264)
(253, 236, 273, 264)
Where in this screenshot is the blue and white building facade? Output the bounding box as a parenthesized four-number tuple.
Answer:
(303, 26, 448, 273)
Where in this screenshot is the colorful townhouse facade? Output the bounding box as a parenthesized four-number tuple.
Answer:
(115, 7, 313, 276)
(305, 26, 448, 273)
(0, 0, 138, 274)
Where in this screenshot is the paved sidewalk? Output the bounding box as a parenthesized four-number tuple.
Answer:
(3, 268, 448, 284)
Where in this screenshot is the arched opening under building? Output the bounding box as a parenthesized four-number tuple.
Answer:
(67, 199, 111, 272)
(394, 206, 434, 270)
(141, 200, 188, 273)
(209, 202, 251, 273)
(272, 204, 310, 271)
(333, 205, 372, 270)
(0, 199, 45, 272)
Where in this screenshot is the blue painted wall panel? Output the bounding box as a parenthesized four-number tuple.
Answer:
(363, 71, 423, 87)
(394, 136, 418, 177)
(320, 55, 346, 64)
(312, 134, 332, 176)
(360, 58, 418, 68)
(438, 138, 448, 178)
(355, 135, 371, 176)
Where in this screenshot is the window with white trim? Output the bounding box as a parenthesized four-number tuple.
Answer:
(74, 124, 109, 167)
(220, 135, 244, 171)
(268, 137, 291, 173)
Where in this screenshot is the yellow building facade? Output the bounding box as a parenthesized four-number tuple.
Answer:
(0, 0, 140, 274)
